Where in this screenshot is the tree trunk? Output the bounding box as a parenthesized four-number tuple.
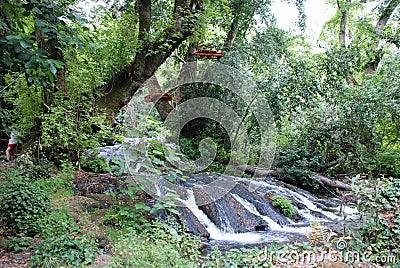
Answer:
(337, 0, 350, 44)
(96, 0, 203, 118)
(235, 164, 353, 191)
(364, 0, 400, 75)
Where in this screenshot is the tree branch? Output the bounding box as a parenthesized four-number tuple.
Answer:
(96, 0, 203, 117)
(375, 0, 400, 35)
(313, 173, 353, 191)
(235, 164, 353, 191)
(321, 153, 348, 171)
(364, 0, 400, 75)
(235, 165, 283, 177)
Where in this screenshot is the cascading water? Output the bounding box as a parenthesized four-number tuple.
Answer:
(177, 173, 357, 245)
(91, 142, 357, 246)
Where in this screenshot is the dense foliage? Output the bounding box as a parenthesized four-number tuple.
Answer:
(0, 0, 399, 267)
(350, 176, 400, 259)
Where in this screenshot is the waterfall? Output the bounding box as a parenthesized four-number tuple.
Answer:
(176, 174, 357, 244)
(231, 194, 310, 234)
(179, 190, 299, 243)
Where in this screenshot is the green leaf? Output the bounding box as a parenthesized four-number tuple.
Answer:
(35, 19, 47, 27)
(135, 203, 151, 211)
(49, 63, 57, 75)
(33, 7, 43, 15)
(19, 53, 31, 61)
(52, 60, 64, 68)
(19, 40, 30, 49)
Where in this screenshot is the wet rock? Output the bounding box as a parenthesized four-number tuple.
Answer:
(232, 182, 291, 226)
(88, 138, 179, 175)
(197, 189, 268, 233)
(176, 207, 210, 238)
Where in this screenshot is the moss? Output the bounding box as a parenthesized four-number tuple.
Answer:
(271, 195, 295, 218)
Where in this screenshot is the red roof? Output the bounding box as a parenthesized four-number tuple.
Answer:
(193, 49, 224, 59)
(144, 93, 181, 102)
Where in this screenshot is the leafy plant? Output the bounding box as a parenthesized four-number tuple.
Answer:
(271, 195, 295, 218)
(348, 175, 400, 264)
(104, 179, 151, 229)
(40, 95, 115, 164)
(80, 151, 110, 173)
(0, 177, 51, 235)
(30, 234, 99, 267)
(110, 220, 201, 267)
(7, 235, 34, 252)
(276, 145, 320, 189)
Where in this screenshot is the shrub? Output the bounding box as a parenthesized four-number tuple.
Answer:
(6, 235, 34, 252)
(30, 234, 99, 267)
(271, 195, 295, 218)
(348, 175, 400, 264)
(80, 152, 110, 173)
(275, 145, 320, 189)
(110, 220, 201, 267)
(375, 148, 400, 177)
(0, 178, 51, 235)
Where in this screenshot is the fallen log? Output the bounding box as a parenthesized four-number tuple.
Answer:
(312, 173, 353, 191)
(235, 165, 353, 191)
(235, 165, 283, 177)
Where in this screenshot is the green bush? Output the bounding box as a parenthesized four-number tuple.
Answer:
(0, 178, 51, 235)
(376, 148, 400, 177)
(6, 235, 34, 252)
(79, 151, 110, 173)
(30, 234, 99, 267)
(349, 176, 400, 264)
(0, 162, 50, 182)
(276, 145, 320, 189)
(271, 195, 295, 218)
(110, 220, 201, 267)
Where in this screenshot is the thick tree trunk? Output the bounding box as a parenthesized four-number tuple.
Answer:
(364, 0, 400, 75)
(96, 0, 203, 117)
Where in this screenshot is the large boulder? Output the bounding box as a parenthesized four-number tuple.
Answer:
(197, 188, 269, 233)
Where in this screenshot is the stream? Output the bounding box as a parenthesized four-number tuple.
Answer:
(173, 173, 358, 252)
(86, 143, 359, 250)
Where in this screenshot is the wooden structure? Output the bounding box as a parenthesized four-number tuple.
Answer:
(192, 49, 224, 59)
(143, 93, 181, 121)
(144, 93, 181, 103)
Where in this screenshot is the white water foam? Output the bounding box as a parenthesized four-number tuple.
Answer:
(177, 190, 270, 243)
(176, 179, 356, 244)
(245, 180, 342, 220)
(232, 194, 310, 234)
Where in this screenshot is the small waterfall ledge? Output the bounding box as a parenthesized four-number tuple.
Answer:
(175, 173, 357, 245)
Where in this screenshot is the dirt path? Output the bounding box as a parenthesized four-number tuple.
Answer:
(0, 250, 31, 268)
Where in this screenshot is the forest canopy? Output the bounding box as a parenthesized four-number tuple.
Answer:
(0, 0, 399, 181)
(1, 0, 400, 267)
